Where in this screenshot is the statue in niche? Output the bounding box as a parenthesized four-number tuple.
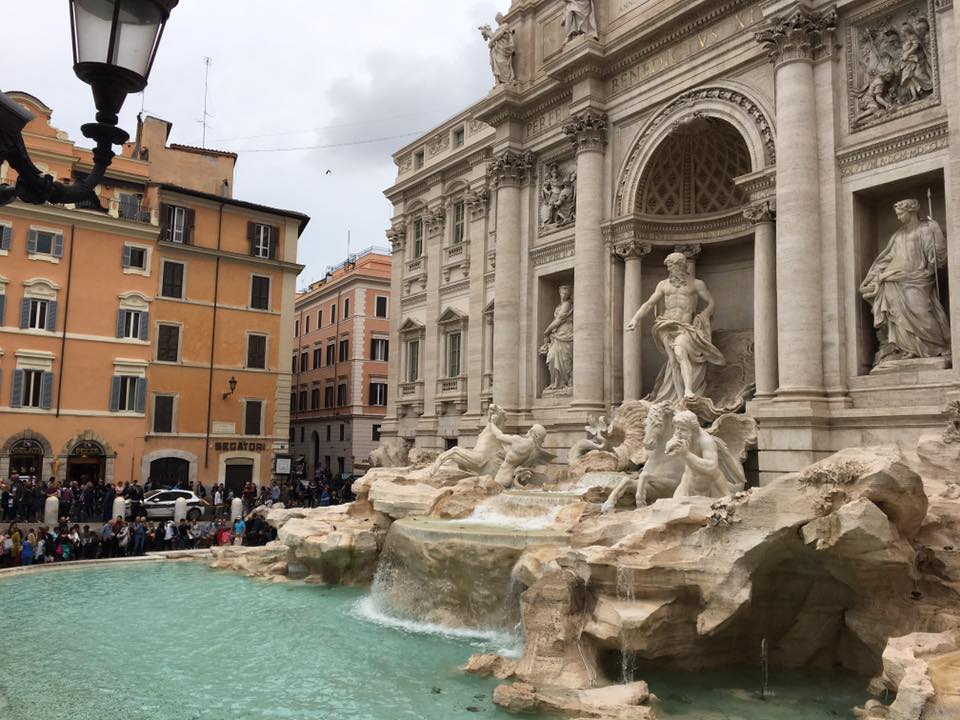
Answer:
(487, 421, 555, 489)
(540, 285, 574, 396)
(859, 198, 950, 366)
(540, 164, 577, 228)
(562, 0, 598, 43)
(479, 13, 516, 85)
(430, 404, 507, 476)
(626, 252, 725, 405)
(852, 11, 934, 127)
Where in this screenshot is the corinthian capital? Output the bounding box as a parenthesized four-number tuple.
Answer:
(743, 200, 777, 224)
(614, 239, 652, 261)
(386, 224, 406, 251)
(563, 110, 607, 153)
(755, 6, 836, 66)
(487, 150, 537, 188)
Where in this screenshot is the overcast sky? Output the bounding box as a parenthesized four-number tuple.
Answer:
(6, 1, 503, 286)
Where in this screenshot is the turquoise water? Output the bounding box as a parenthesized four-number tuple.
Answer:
(0, 562, 871, 720)
(0, 562, 527, 720)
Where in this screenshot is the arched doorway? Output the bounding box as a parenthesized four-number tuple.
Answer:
(9, 439, 44, 479)
(224, 457, 254, 499)
(67, 439, 106, 485)
(150, 457, 190, 489)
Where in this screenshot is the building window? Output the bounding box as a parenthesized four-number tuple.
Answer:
(412, 219, 423, 258)
(299, 389, 307, 412)
(251, 275, 270, 310)
(162, 204, 193, 244)
(117, 309, 148, 340)
(160, 261, 185, 299)
(375, 296, 388, 318)
(122, 244, 148, 271)
(304, 315, 311, 334)
(339, 424, 345, 441)
(312, 347, 322, 369)
(153, 395, 175, 433)
(249, 223, 274, 259)
(325, 426, 331, 442)
(300, 351, 309, 372)
(406, 340, 420, 382)
(372, 424, 381, 442)
(300, 426, 305, 443)
(247, 334, 267, 369)
(294, 320, 300, 337)
(446, 332, 462, 377)
(110, 375, 146, 413)
(0, 223, 12, 253)
(27, 229, 64, 258)
(336, 382, 347, 407)
(318, 309, 323, 327)
(324, 385, 334, 408)
(12, 369, 52, 409)
(414, 150, 424, 169)
(290, 391, 297, 413)
(331, 303, 337, 321)
(343, 298, 350, 319)
(370, 338, 389, 362)
(311, 387, 320, 410)
(453, 126, 465, 147)
(338, 339, 349, 363)
(369, 382, 388, 406)
(156, 324, 181, 363)
(291, 356, 297, 374)
(326, 343, 335, 366)
(337, 457, 345, 474)
(244, 400, 263, 435)
(452, 201, 465, 245)
(21, 298, 56, 331)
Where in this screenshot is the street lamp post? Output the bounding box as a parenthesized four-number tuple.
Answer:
(0, 0, 177, 208)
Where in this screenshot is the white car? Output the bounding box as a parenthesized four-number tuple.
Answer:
(127, 489, 209, 520)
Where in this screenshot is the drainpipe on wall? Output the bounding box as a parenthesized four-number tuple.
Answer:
(55, 224, 76, 417)
(203, 202, 224, 469)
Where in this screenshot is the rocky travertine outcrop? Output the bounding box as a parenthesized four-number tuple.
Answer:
(462, 653, 518, 680)
(352, 466, 471, 519)
(209, 542, 292, 581)
(493, 680, 654, 719)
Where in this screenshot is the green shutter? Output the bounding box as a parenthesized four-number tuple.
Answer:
(11, 369, 23, 408)
(45, 301, 57, 332)
(0, 294, 5, 326)
(122, 245, 132, 268)
(109, 376, 121, 412)
(116, 309, 126, 338)
(40, 372, 53, 409)
(26, 229, 37, 254)
(139, 312, 149, 341)
(135, 378, 147, 414)
(53, 233, 64, 258)
(19, 298, 29, 329)
(0, 225, 11, 251)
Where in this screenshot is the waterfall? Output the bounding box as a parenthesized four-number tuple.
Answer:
(616, 564, 638, 684)
(456, 490, 575, 530)
(760, 637, 769, 699)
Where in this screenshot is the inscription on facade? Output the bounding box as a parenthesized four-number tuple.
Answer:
(526, 107, 568, 138)
(609, 6, 764, 96)
(214, 442, 266, 452)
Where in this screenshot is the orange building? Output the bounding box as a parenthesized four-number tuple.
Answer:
(290, 248, 391, 477)
(0, 93, 308, 495)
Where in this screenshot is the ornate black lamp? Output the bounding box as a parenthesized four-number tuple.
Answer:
(223, 376, 238, 400)
(0, 0, 178, 207)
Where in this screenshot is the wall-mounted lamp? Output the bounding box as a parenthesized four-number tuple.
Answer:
(222, 376, 237, 400)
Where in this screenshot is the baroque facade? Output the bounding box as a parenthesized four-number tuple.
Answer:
(0, 97, 308, 492)
(383, 0, 960, 481)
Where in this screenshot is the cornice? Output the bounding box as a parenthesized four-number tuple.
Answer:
(836, 122, 949, 178)
(0, 201, 160, 242)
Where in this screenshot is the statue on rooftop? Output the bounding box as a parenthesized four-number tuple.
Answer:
(562, 0, 598, 42)
(480, 13, 516, 85)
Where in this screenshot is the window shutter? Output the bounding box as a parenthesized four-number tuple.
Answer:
(40, 372, 53, 409)
(159, 203, 171, 242)
(109, 376, 121, 412)
(27, 229, 38, 254)
(0, 225, 11, 250)
(368, 383, 374, 404)
(122, 245, 132, 268)
(135, 378, 147, 414)
(45, 301, 57, 331)
(19, 298, 30, 329)
(11, 369, 23, 408)
(139, 312, 149, 341)
(186, 208, 196, 244)
(0, 294, 5, 326)
(247, 222, 256, 255)
(370, 338, 376, 360)
(53, 233, 64, 258)
(269, 226, 280, 259)
(116, 309, 126, 338)
(384, 340, 389, 362)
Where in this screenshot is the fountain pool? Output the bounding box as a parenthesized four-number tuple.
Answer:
(0, 562, 871, 720)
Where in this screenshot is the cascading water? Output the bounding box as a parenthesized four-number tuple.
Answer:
(456, 490, 581, 530)
(616, 564, 638, 684)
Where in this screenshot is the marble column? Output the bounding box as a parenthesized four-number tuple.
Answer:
(489, 150, 534, 411)
(743, 201, 778, 397)
(383, 224, 407, 433)
(615, 240, 652, 401)
(756, 7, 834, 398)
(564, 111, 608, 409)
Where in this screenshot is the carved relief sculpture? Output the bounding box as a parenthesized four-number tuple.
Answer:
(540, 285, 574, 396)
(626, 252, 726, 405)
(479, 13, 516, 85)
(859, 198, 950, 366)
(848, 2, 937, 130)
(540, 163, 577, 229)
(562, 0, 598, 43)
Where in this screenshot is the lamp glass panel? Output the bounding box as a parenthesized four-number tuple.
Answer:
(73, 0, 116, 65)
(74, 0, 163, 78)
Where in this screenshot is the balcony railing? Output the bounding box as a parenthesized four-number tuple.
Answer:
(110, 198, 155, 224)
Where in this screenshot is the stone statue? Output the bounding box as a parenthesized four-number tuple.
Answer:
(626, 252, 725, 405)
(479, 13, 516, 85)
(430, 404, 507, 476)
(562, 0, 598, 42)
(540, 164, 576, 228)
(487, 420, 555, 489)
(540, 285, 574, 395)
(369, 437, 412, 468)
(667, 410, 748, 499)
(859, 198, 950, 365)
(601, 402, 685, 513)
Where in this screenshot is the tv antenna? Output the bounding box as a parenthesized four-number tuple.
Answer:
(199, 56, 213, 147)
